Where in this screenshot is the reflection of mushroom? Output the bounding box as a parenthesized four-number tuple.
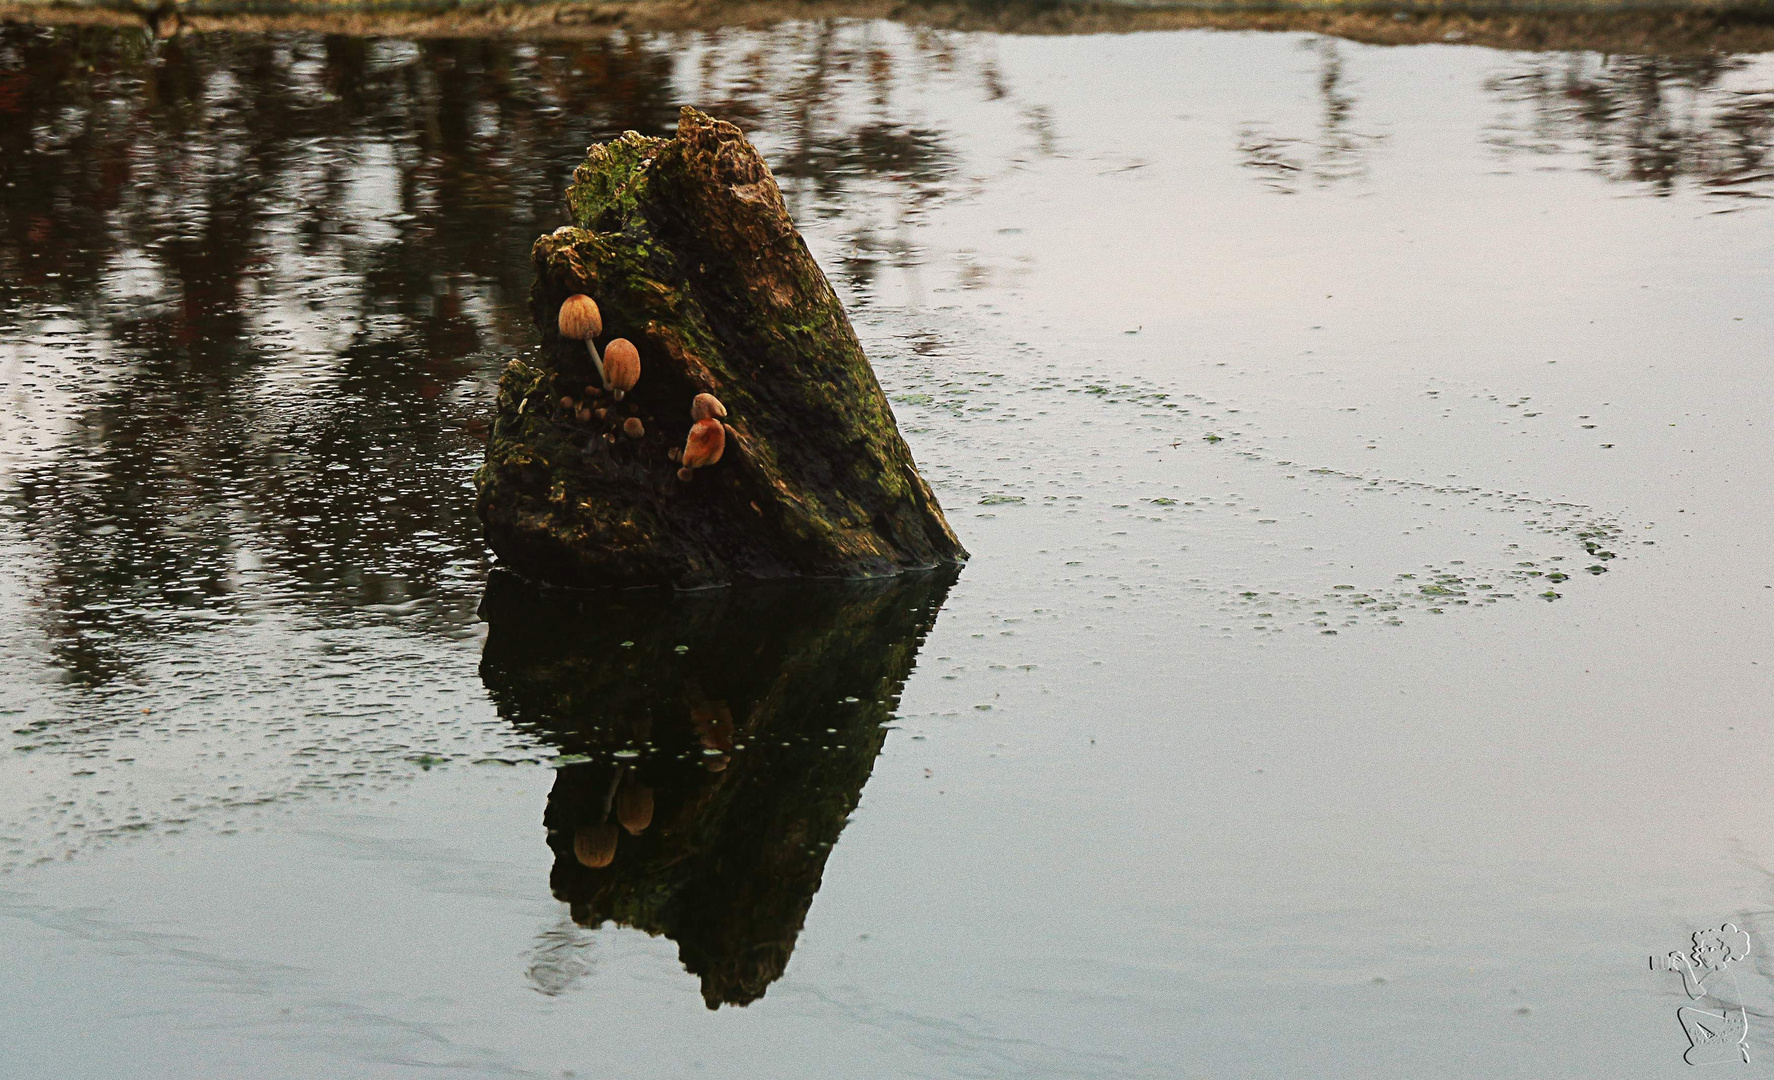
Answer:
(573, 823, 619, 868)
(558, 295, 602, 341)
(690, 702, 735, 751)
(689, 701, 735, 771)
(603, 339, 640, 400)
(616, 784, 655, 835)
(678, 394, 728, 480)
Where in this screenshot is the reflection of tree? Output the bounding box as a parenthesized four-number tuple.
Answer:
(1485, 54, 1774, 203)
(0, 24, 977, 684)
(684, 22, 962, 301)
(479, 569, 956, 1008)
(1238, 39, 1383, 194)
(0, 28, 689, 682)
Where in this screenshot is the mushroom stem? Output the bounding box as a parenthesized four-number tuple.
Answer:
(586, 339, 606, 387)
(599, 768, 626, 821)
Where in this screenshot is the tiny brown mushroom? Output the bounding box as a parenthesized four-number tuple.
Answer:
(677, 467, 695, 482)
(573, 823, 619, 868)
(623, 417, 645, 439)
(583, 385, 602, 400)
(559, 395, 575, 412)
(557, 294, 602, 341)
(576, 405, 592, 424)
(603, 338, 640, 400)
(690, 393, 727, 421)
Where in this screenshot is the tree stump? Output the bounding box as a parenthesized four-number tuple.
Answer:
(474, 107, 965, 589)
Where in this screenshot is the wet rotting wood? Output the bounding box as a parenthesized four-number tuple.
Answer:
(476, 107, 965, 589)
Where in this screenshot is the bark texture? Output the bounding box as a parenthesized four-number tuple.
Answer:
(475, 107, 964, 589)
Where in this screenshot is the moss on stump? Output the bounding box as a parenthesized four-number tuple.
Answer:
(475, 107, 965, 589)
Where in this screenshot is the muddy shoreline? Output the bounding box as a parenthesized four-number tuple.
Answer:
(4, 0, 1774, 54)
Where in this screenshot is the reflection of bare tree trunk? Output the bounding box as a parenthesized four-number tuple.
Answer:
(1485, 52, 1773, 201)
(0, 28, 687, 681)
(782, 20, 838, 219)
(1235, 39, 1381, 193)
(2, 23, 972, 675)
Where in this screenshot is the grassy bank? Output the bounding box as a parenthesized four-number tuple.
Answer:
(3, 0, 1772, 54)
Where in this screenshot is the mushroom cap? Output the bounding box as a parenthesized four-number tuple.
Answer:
(557, 294, 602, 341)
(681, 417, 726, 469)
(690, 393, 727, 421)
(573, 823, 619, 868)
(615, 785, 655, 835)
(603, 338, 640, 396)
(622, 417, 645, 439)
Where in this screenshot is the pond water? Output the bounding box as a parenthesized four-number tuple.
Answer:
(2, 20, 1772, 1079)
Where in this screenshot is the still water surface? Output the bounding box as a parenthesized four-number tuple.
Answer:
(2, 21, 1773, 1079)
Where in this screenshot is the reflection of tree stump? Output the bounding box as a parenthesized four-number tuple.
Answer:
(475, 107, 965, 589)
(479, 569, 955, 1008)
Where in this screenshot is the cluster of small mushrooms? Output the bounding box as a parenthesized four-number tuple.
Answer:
(556, 294, 729, 481)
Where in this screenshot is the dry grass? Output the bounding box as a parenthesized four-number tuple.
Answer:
(3, 0, 1772, 54)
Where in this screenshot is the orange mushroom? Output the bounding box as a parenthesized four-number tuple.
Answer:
(677, 393, 728, 480)
(690, 393, 727, 422)
(602, 338, 640, 400)
(680, 418, 725, 474)
(557, 294, 602, 341)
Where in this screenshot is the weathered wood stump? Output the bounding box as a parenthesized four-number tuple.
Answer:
(475, 107, 965, 589)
